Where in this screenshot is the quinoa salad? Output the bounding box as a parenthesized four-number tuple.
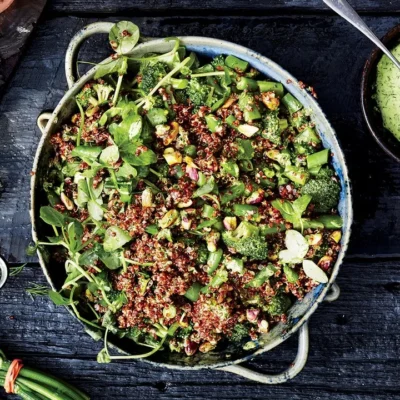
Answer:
(34, 22, 343, 362)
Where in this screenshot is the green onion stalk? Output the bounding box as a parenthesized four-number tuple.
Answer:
(0, 350, 89, 400)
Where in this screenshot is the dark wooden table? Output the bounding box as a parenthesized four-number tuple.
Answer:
(1, 1, 400, 399)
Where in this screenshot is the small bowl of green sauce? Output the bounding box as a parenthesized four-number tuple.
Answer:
(362, 24, 400, 162)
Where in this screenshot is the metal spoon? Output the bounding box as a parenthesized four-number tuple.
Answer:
(323, 0, 400, 71)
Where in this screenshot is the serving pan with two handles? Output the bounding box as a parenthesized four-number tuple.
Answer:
(32, 22, 352, 383)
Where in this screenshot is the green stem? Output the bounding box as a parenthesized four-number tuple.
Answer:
(69, 287, 104, 331)
(136, 57, 191, 108)
(121, 253, 128, 273)
(37, 241, 68, 249)
(103, 328, 166, 360)
(123, 258, 153, 266)
(149, 168, 162, 178)
(109, 169, 119, 190)
(127, 38, 180, 63)
(87, 302, 100, 320)
(190, 71, 225, 78)
(76, 100, 85, 147)
(112, 74, 124, 105)
(16, 377, 72, 400)
(76, 236, 97, 252)
(14, 382, 45, 400)
(62, 273, 84, 289)
(19, 367, 89, 400)
(66, 260, 93, 283)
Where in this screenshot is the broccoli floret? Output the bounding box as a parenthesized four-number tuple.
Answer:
(222, 221, 268, 260)
(76, 84, 97, 108)
(316, 166, 335, 180)
(139, 62, 168, 94)
(262, 111, 281, 145)
(196, 242, 209, 265)
(302, 167, 340, 213)
(229, 323, 250, 343)
(176, 325, 193, 339)
(267, 294, 291, 316)
(93, 83, 114, 105)
(76, 82, 114, 109)
(211, 55, 225, 70)
(174, 89, 188, 105)
(185, 78, 213, 108)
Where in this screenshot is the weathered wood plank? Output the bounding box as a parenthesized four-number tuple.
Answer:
(1, 15, 400, 263)
(0, 259, 399, 399)
(0, 0, 47, 97)
(46, 0, 400, 14)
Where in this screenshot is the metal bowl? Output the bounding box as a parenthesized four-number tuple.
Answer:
(361, 24, 400, 162)
(31, 22, 353, 383)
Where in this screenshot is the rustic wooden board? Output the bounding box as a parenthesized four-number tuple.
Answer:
(1, 15, 400, 262)
(47, 0, 400, 14)
(0, 259, 399, 399)
(0, 0, 47, 96)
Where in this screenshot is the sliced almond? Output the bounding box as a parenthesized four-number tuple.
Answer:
(278, 249, 303, 264)
(285, 230, 309, 259)
(237, 124, 259, 137)
(302, 260, 328, 283)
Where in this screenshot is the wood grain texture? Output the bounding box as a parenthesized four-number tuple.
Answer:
(1, 15, 400, 262)
(46, 0, 400, 14)
(0, 0, 47, 96)
(0, 259, 399, 399)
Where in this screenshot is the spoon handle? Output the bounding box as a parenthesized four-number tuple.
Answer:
(323, 0, 400, 70)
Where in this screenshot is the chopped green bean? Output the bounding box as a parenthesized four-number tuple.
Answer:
(257, 81, 284, 97)
(307, 149, 329, 169)
(225, 55, 248, 73)
(207, 249, 223, 275)
(282, 93, 303, 114)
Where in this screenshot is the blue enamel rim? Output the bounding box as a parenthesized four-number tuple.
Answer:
(31, 36, 353, 370)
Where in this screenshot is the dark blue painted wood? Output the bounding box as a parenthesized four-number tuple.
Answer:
(1, 258, 399, 399)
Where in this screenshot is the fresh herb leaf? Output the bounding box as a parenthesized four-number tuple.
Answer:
(116, 163, 137, 179)
(100, 145, 120, 165)
(120, 143, 157, 166)
(62, 162, 81, 177)
(193, 176, 216, 198)
(236, 139, 254, 160)
(71, 146, 102, 164)
(145, 225, 159, 235)
(76, 179, 90, 207)
(103, 226, 131, 252)
(48, 291, 74, 306)
(109, 21, 140, 55)
(271, 195, 312, 230)
(40, 206, 66, 227)
(221, 181, 245, 205)
(98, 250, 122, 270)
(97, 348, 111, 363)
(88, 200, 104, 221)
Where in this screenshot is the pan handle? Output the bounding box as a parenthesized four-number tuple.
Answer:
(65, 22, 115, 89)
(219, 323, 309, 384)
(220, 283, 340, 383)
(37, 112, 53, 135)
